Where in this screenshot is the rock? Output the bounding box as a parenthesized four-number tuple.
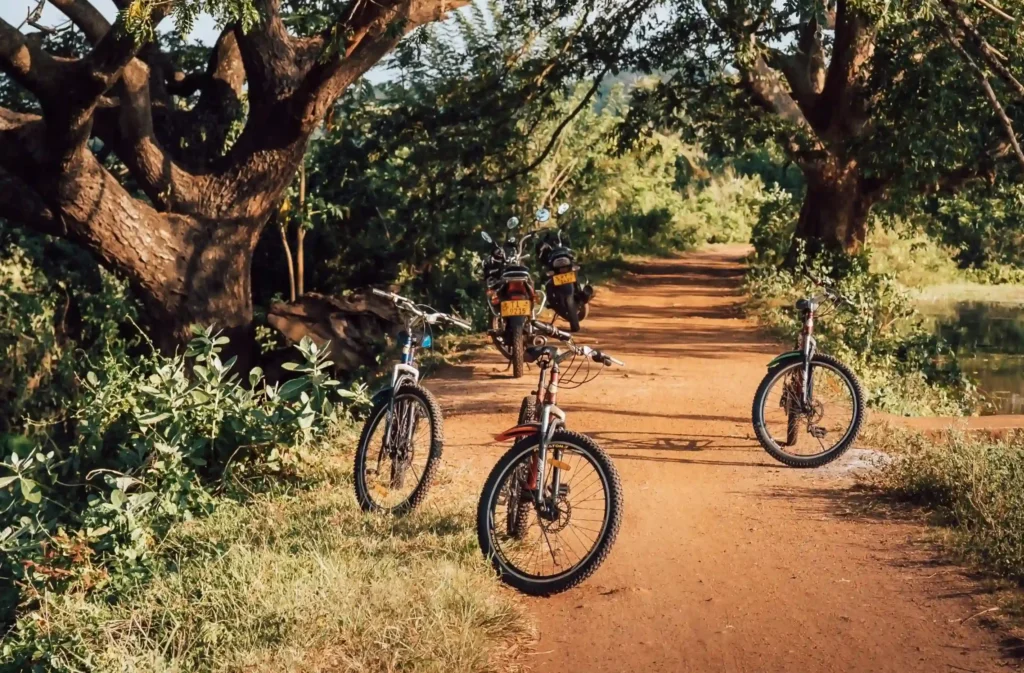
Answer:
(266, 292, 402, 377)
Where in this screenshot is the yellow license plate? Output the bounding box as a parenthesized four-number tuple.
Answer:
(500, 300, 532, 317)
(552, 271, 576, 286)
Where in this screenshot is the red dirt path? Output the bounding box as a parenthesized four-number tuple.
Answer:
(431, 246, 1020, 673)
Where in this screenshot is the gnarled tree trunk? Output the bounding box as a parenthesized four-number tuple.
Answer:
(793, 160, 879, 257)
(0, 0, 465, 359)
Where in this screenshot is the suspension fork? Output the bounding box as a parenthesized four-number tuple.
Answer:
(801, 317, 817, 405)
(532, 365, 565, 511)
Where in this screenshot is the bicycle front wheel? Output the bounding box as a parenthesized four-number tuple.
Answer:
(354, 384, 443, 514)
(477, 430, 623, 595)
(752, 353, 864, 468)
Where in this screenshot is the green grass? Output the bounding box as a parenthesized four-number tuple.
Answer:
(3, 428, 534, 673)
(864, 422, 1024, 583)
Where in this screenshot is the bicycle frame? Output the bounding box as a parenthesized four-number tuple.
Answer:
(495, 354, 568, 514)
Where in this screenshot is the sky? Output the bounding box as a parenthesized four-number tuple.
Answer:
(1, 0, 221, 43)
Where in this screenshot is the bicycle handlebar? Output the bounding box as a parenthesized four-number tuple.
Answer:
(804, 273, 856, 309)
(371, 288, 472, 330)
(531, 320, 573, 342)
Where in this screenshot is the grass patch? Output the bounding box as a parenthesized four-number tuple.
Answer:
(864, 421, 1024, 584)
(3, 429, 534, 673)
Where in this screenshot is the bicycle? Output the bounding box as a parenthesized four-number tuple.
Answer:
(353, 289, 471, 514)
(751, 276, 865, 468)
(477, 321, 625, 595)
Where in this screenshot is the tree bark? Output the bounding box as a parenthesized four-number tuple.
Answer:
(0, 0, 467, 361)
(790, 159, 879, 259)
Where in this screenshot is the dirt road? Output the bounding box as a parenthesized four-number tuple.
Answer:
(431, 246, 1018, 673)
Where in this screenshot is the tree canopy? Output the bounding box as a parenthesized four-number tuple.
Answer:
(623, 0, 1024, 255)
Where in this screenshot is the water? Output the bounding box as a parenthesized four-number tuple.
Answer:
(919, 301, 1024, 415)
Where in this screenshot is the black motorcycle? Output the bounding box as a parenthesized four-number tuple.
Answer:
(481, 216, 544, 378)
(535, 203, 593, 332)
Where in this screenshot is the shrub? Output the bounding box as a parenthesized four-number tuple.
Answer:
(871, 426, 1024, 582)
(1, 329, 345, 633)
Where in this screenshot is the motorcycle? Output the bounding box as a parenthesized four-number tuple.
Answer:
(535, 202, 594, 332)
(481, 213, 546, 378)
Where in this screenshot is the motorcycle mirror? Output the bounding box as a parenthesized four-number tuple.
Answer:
(556, 203, 569, 216)
(535, 208, 551, 223)
(481, 231, 493, 243)
(506, 216, 520, 229)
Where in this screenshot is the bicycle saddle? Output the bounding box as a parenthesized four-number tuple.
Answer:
(525, 345, 559, 363)
(795, 297, 820, 311)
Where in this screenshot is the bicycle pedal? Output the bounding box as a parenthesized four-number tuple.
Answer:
(808, 425, 828, 439)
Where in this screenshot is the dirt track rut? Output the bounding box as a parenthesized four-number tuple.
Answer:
(430, 245, 1018, 673)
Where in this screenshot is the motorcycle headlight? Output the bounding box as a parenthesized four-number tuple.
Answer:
(552, 257, 571, 269)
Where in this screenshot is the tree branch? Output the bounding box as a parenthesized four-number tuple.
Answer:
(740, 40, 818, 137)
(49, 0, 109, 44)
(816, 0, 876, 133)
(482, 67, 610, 186)
(942, 0, 1024, 101)
(294, 0, 471, 131)
(0, 18, 67, 105)
(941, 21, 1024, 173)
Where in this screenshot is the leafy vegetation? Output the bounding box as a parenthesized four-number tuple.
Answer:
(866, 423, 1024, 584)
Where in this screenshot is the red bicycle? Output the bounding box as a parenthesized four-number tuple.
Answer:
(476, 321, 624, 595)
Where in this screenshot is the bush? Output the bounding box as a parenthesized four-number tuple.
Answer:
(1, 328, 345, 637)
(871, 426, 1024, 582)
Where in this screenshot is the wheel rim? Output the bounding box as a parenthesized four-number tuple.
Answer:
(486, 440, 612, 584)
(758, 361, 858, 459)
(361, 393, 433, 510)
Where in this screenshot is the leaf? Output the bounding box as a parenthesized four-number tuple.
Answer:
(20, 479, 41, 504)
(249, 367, 264, 387)
(214, 336, 231, 346)
(281, 362, 301, 371)
(110, 489, 125, 508)
(129, 492, 157, 508)
(192, 389, 210, 404)
(277, 378, 308, 399)
(86, 371, 100, 386)
(0, 476, 17, 488)
(139, 412, 172, 426)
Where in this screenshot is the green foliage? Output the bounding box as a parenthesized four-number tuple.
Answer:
(871, 425, 1024, 583)
(0, 230, 139, 438)
(0, 328, 346, 639)
(254, 8, 712, 319)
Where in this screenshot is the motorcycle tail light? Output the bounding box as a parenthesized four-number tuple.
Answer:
(552, 257, 571, 268)
(508, 281, 526, 293)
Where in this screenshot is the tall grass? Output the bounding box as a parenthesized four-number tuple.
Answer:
(3, 434, 534, 673)
(866, 423, 1024, 582)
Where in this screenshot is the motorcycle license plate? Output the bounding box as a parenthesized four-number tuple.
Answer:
(500, 300, 532, 317)
(552, 271, 576, 286)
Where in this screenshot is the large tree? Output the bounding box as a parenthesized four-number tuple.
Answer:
(0, 0, 468, 356)
(625, 0, 1024, 256)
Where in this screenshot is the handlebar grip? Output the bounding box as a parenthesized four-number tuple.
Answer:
(532, 321, 572, 341)
(371, 288, 392, 298)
